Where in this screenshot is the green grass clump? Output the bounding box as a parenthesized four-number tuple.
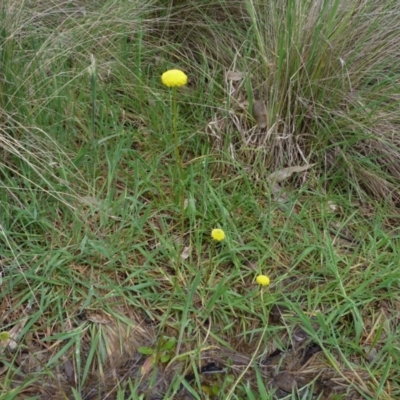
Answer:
(1, 0, 400, 399)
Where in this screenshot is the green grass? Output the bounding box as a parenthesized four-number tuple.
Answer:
(1, 0, 400, 399)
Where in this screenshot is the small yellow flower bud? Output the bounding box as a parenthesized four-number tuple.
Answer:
(256, 275, 270, 286)
(0, 331, 10, 341)
(161, 69, 188, 88)
(211, 228, 225, 241)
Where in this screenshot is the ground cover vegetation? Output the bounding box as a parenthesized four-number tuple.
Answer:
(1, 0, 400, 398)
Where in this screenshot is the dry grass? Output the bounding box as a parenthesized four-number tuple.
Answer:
(199, 0, 400, 203)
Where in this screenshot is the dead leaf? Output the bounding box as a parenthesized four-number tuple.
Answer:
(363, 345, 379, 363)
(252, 100, 267, 128)
(327, 201, 340, 212)
(86, 312, 111, 325)
(268, 164, 315, 183)
(181, 246, 190, 260)
(0, 317, 27, 354)
(270, 182, 289, 204)
(63, 358, 76, 384)
(141, 356, 155, 376)
(226, 71, 245, 81)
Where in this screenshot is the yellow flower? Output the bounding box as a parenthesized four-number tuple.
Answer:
(0, 331, 10, 341)
(161, 69, 188, 87)
(211, 228, 225, 241)
(256, 275, 270, 286)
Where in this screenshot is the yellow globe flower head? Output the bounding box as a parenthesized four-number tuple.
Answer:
(161, 69, 188, 88)
(0, 331, 10, 341)
(211, 228, 225, 241)
(256, 275, 270, 287)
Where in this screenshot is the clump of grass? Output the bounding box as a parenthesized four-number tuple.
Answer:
(201, 0, 400, 202)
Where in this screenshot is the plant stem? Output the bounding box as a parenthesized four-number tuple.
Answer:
(172, 87, 185, 256)
(90, 54, 96, 143)
(205, 240, 216, 285)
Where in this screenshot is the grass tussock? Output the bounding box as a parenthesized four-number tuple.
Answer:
(1, 0, 400, 399)
(204, 0, 400, 202)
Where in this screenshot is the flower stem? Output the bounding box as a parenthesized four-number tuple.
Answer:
(205, 240, 216, 284)
(172, 88, 185, 262)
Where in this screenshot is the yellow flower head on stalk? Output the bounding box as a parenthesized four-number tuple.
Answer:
(256, 275, 270, 287)
(0, 331, 10, 341)
(161, 69, 188, 88)
(211, 228, 225, 241)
